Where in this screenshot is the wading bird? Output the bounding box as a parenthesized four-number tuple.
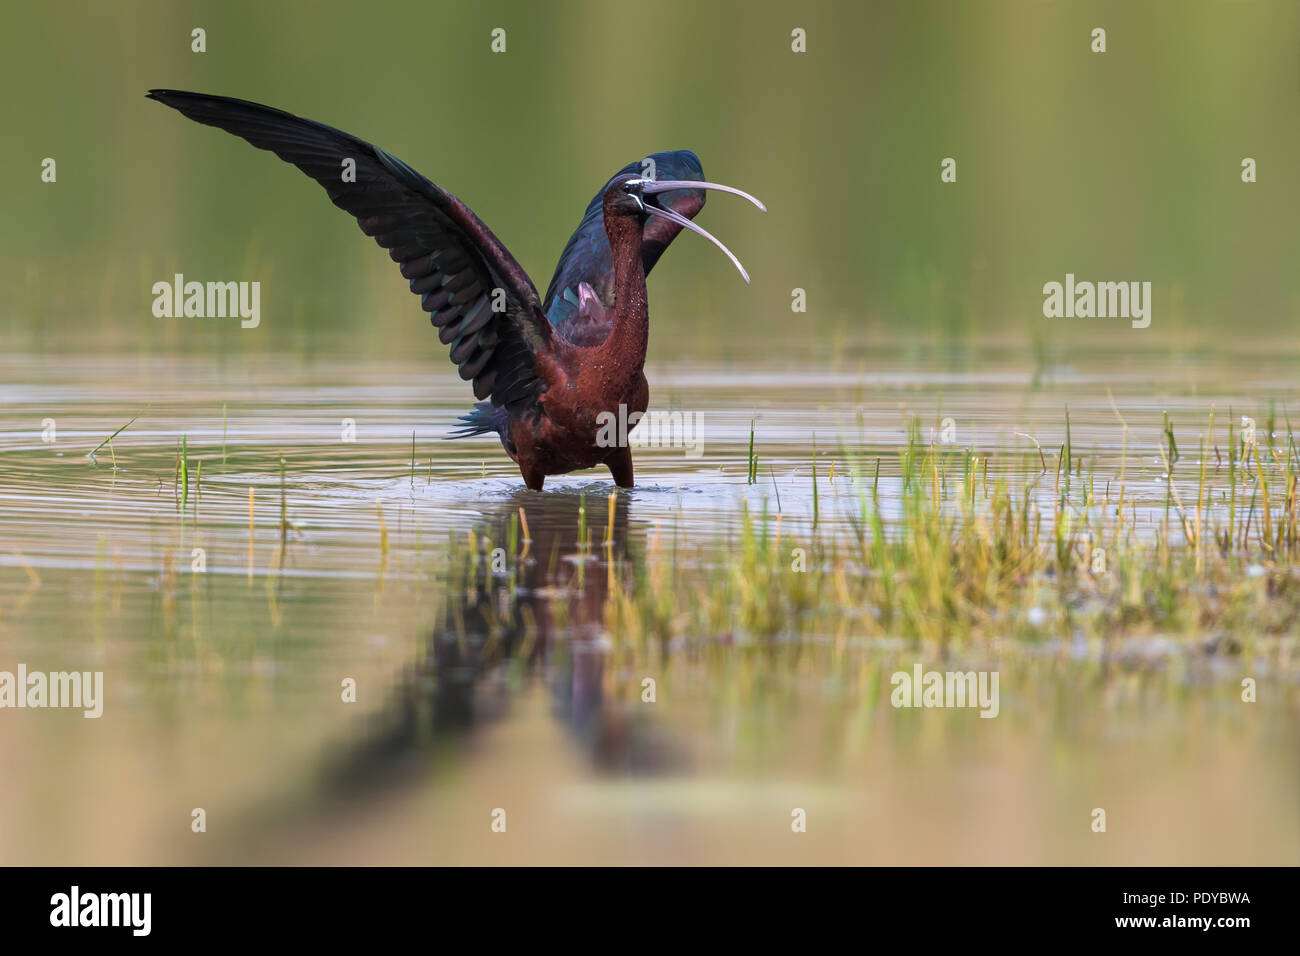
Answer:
(148, 91, 764, 490)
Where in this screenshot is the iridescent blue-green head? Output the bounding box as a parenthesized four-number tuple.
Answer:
(543, 150, 764, 328)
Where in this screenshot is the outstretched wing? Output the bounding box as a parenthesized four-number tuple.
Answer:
(147, 90, 553, 413)
(542, 150, 706, 332)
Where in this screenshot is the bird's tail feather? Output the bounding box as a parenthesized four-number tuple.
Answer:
(445, 402, 498, 439)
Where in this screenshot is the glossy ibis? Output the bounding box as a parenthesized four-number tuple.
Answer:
(147, 90, 764, 490)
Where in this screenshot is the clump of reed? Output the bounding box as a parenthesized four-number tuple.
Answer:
(602, 407, 1300, 655)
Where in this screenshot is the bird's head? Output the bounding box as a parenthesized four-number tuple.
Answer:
(602, 173, 765, 284)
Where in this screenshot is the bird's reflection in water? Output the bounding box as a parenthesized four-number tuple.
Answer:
(322, 486, 680, 800)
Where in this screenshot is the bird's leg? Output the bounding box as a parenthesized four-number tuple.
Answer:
(607, 446, 635, 489)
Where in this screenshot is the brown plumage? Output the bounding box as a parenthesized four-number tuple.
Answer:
(147, 90, 763, 490)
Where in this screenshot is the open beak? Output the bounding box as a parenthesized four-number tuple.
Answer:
(640, 180, 766, 284)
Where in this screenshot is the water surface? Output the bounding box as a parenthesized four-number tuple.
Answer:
(1, 347, 1296, 864)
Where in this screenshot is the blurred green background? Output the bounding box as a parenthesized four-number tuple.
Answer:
(3, 0, 1298, 360)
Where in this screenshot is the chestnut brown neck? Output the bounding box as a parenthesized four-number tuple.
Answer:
(597, 210, 649, 376)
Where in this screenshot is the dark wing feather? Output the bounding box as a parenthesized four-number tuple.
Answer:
(542, 150, 706, 332)
(147, 89, 552, 413)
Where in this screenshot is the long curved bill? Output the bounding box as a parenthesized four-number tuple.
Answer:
(640, 180, 766, 285)
(642, 180, 767, 212)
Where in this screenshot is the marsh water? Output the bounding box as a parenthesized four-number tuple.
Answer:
(1, 345, 1297, 865)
